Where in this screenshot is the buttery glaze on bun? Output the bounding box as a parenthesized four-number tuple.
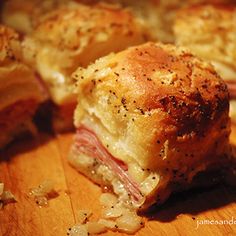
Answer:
(23, 2, 150, 131)
(107, 0, 236, 43)
(174, 4, 236, 121)
(174, 4, 236, 82)
(0, 25, 45, 148)
(70, 42, 233, 209)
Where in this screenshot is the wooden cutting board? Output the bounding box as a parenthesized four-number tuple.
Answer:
(0, 126, 236, 236)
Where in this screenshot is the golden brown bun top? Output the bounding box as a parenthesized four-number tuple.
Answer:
(0, 25, 22, 65)
(74, 42, 229, 137)
(23, 2, 149, 105)
(31, 3, 149, 51)
(174, 4, 236, 77)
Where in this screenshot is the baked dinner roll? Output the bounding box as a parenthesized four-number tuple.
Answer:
(174, 4, 236, 82)
(69, 42, 234, 209)
(106, 0, 236, 43)
(0, 25, 45, 148)
(23, 3, 150, 131)
(174, 4, 236, 121)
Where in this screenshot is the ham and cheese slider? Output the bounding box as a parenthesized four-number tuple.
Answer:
(106, 0, 235, 43)
(174, 4, 236, 121)
(23, 3, 150, 131)
(69, 42, 233, 209)
(0, 25, 45, 148)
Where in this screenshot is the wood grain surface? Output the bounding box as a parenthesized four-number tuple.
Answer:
(0, 126, 236, 236)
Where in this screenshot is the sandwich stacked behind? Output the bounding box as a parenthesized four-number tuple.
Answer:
(0, 25, 45, 148)
(23, 3, 150, 131)
(174, 4, 236, 121)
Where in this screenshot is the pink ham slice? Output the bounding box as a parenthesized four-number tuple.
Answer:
(35, 73, 50, 101)
(75, 126, 143, 202)
(226, 81, 236, 99)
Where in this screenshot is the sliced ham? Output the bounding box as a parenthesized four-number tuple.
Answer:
(35, 73, 50, 101)
(75, 126, 143, 202)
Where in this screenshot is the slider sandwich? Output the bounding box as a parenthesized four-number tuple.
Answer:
(0, 25, 45, 148)
(23, 3, 150, 131)
(69, 42, 234, 209)
(104, 0, 236, 43)
(174, 4, 236, 121)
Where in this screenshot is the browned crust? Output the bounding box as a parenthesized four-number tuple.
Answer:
(32, 3, 149, 50)
(75, 42, 229, 138)
(122, 43, 228, 136)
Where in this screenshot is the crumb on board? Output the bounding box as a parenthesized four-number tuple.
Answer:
(0, 182, 16, 209)
(29, 180, 57, 207)
(67, 192, 144, 236)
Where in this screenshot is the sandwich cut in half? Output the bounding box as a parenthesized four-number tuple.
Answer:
(0, 25, 45, 149)
(69, 42, 235, 210)
(23, 2, 150, 131)
(174, 4, 236, 121)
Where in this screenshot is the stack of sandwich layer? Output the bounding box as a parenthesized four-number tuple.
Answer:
(0, 25, 45, 148)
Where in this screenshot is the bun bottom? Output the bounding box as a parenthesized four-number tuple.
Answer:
(68, 144, 116, 190)
(69, 143, 235, 211)
(0, 99, 39, 149)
